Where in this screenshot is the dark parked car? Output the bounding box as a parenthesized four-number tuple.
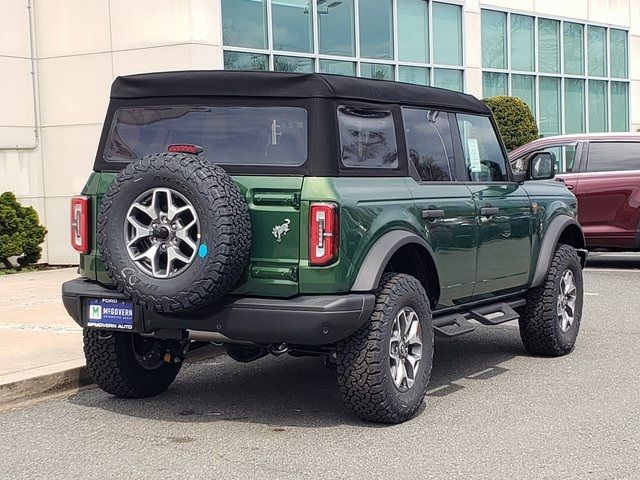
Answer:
(510, 133, 640, 251)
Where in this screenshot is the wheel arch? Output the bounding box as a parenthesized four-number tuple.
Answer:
(350, 230, 441, 308)
(531, 216, 586, 288)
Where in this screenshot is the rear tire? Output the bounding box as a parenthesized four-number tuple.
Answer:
(83, 329, 183, 398)
(519, 244, 583, 356)
(336, 273, 434, 424)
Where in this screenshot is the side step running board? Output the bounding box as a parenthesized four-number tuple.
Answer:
(432, 299, 525, 338)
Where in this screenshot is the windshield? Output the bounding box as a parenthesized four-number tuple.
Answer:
(104, 105, 308, 166)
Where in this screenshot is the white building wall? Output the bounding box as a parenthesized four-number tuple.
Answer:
(0, 0, 637, 264)
(0, 0, 223, 264)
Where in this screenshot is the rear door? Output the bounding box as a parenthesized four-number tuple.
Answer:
(455, 113, 533, 297)
(402, 108, 478, 307)
(575, 141, 640, 249)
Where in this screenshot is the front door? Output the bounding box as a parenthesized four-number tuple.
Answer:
(402, 108, 478, 308)
(455, 113, 533, 298)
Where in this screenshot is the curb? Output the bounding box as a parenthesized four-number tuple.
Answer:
(0, 366, 93, 411)
(0, 344, 224, 411)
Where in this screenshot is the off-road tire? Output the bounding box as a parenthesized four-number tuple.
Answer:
(98, 152, 251, 313)
(83, 329, 182, 398)
(336, 273, 434, 424)
(519, 244, 583, 356)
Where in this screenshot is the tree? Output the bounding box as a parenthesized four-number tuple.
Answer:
(483, 96, 539, 151)
(0, 192, 47, 269)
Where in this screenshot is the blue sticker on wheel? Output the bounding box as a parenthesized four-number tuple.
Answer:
(86, 298, 134, 330)
(198, 243, 208, 258)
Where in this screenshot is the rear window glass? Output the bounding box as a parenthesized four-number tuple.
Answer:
(587, 142, 640, 172)
(338, 106, 398, 169)
(104, 106, 308, 166)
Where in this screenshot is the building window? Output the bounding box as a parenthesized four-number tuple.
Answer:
(222, 1, 464, 91)
(481, 8, 630, 134)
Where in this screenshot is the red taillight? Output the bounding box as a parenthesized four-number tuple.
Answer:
(70, 196, 90, 254)
(309, 202, 339, 266)
(167, 144, 203, 154)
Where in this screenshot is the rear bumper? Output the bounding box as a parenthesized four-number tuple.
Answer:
(62, 278, 375, 345)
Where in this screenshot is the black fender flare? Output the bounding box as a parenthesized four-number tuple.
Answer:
(350, 230, 439, 292)
(531, 215, 586, 288)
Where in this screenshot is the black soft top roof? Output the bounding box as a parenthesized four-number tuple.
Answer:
(110, 70, 490, 115)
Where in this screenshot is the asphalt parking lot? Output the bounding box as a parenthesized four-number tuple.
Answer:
(1, 253, 639, 480)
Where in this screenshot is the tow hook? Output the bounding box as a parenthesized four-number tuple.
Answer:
(267, 343, 288, 356)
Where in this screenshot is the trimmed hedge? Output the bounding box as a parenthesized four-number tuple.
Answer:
(483, 96, 539, 151)
(0, 192, 47, 269)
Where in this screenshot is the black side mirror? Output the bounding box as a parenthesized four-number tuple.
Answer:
(529, 152, 556, 180)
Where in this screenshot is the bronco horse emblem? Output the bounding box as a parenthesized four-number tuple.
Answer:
(272, 219, 291, 243)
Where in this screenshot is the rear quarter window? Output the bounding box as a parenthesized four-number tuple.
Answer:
(338, 106, 398, 169)
(587, 142, 640, 172)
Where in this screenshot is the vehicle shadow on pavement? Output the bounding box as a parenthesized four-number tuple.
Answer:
(69, 324, 526, 428)
(586, 253, 640, 270)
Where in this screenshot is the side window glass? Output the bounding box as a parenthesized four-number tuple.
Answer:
(338, 106, 398, 168)
(402, 108, 454, 181)
(545, 144, 577, 173)
(587, 142, 640, 172)
(456, 114, 508, 182)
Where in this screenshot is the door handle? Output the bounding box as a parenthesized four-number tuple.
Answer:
(422, 209, 445, 220)
(566, 184, 574, 190)
(480, 206, 499, 216)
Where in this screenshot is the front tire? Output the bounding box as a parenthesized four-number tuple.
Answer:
(336, 273, 434, 424)
(83, 329, 183, 398)
(519, 244, 584, 356)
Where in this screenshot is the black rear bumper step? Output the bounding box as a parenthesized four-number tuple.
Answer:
(432, 299, 524, 338)
(61, 278, 375, 345)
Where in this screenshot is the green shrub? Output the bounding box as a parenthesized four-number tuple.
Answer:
(0, 192, 47, 269)
(483, 96, 539, 151)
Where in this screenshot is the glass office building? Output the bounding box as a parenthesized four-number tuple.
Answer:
(221, 0, 465, 91)
(221, 0, 632, 134)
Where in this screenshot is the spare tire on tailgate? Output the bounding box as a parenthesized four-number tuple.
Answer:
(98, 152, 251, 313)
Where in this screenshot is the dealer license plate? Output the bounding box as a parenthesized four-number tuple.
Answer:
(86, 298, 134, 330)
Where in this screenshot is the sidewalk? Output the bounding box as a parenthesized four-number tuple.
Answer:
(0, 267, 88, 405)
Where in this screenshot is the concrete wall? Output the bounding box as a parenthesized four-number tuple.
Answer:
(0, 0, 224, 264)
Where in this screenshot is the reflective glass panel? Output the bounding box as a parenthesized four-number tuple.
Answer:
(481, 10, 507, 69)
(221, 0, 267, 49)
(361, 63, 394, 80)
(398, 66, 430, 86)
(274, 56, 314, 73)
(538, 18, 560, 74)
(511, 75, 536, 114)
(433, 3, 462, 66)
(318, 0, 355, 56)
(434, 69, 463, 91)
(359, 0, 393, 59)
(587, 26, 606, 77)
(539, 77, 561, 135)
(272, 0, 313, 53)
(563, 22, 584, 75)
(224, 51, 268, 71)
(588, 80, 607, 133)
(482, 72, 507, 98)
(319, 59, 356, 76)
(510, 14, 534, 71)
(611, 82, 629, 132)
(564, 78, 585, 134)
(398, 0, 429, 63)
(610, 29, 628, 78)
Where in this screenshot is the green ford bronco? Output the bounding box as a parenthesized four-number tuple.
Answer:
(62, 71, 586, 424)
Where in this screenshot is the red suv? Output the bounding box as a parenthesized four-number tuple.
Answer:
(510, 133, 640, 251)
